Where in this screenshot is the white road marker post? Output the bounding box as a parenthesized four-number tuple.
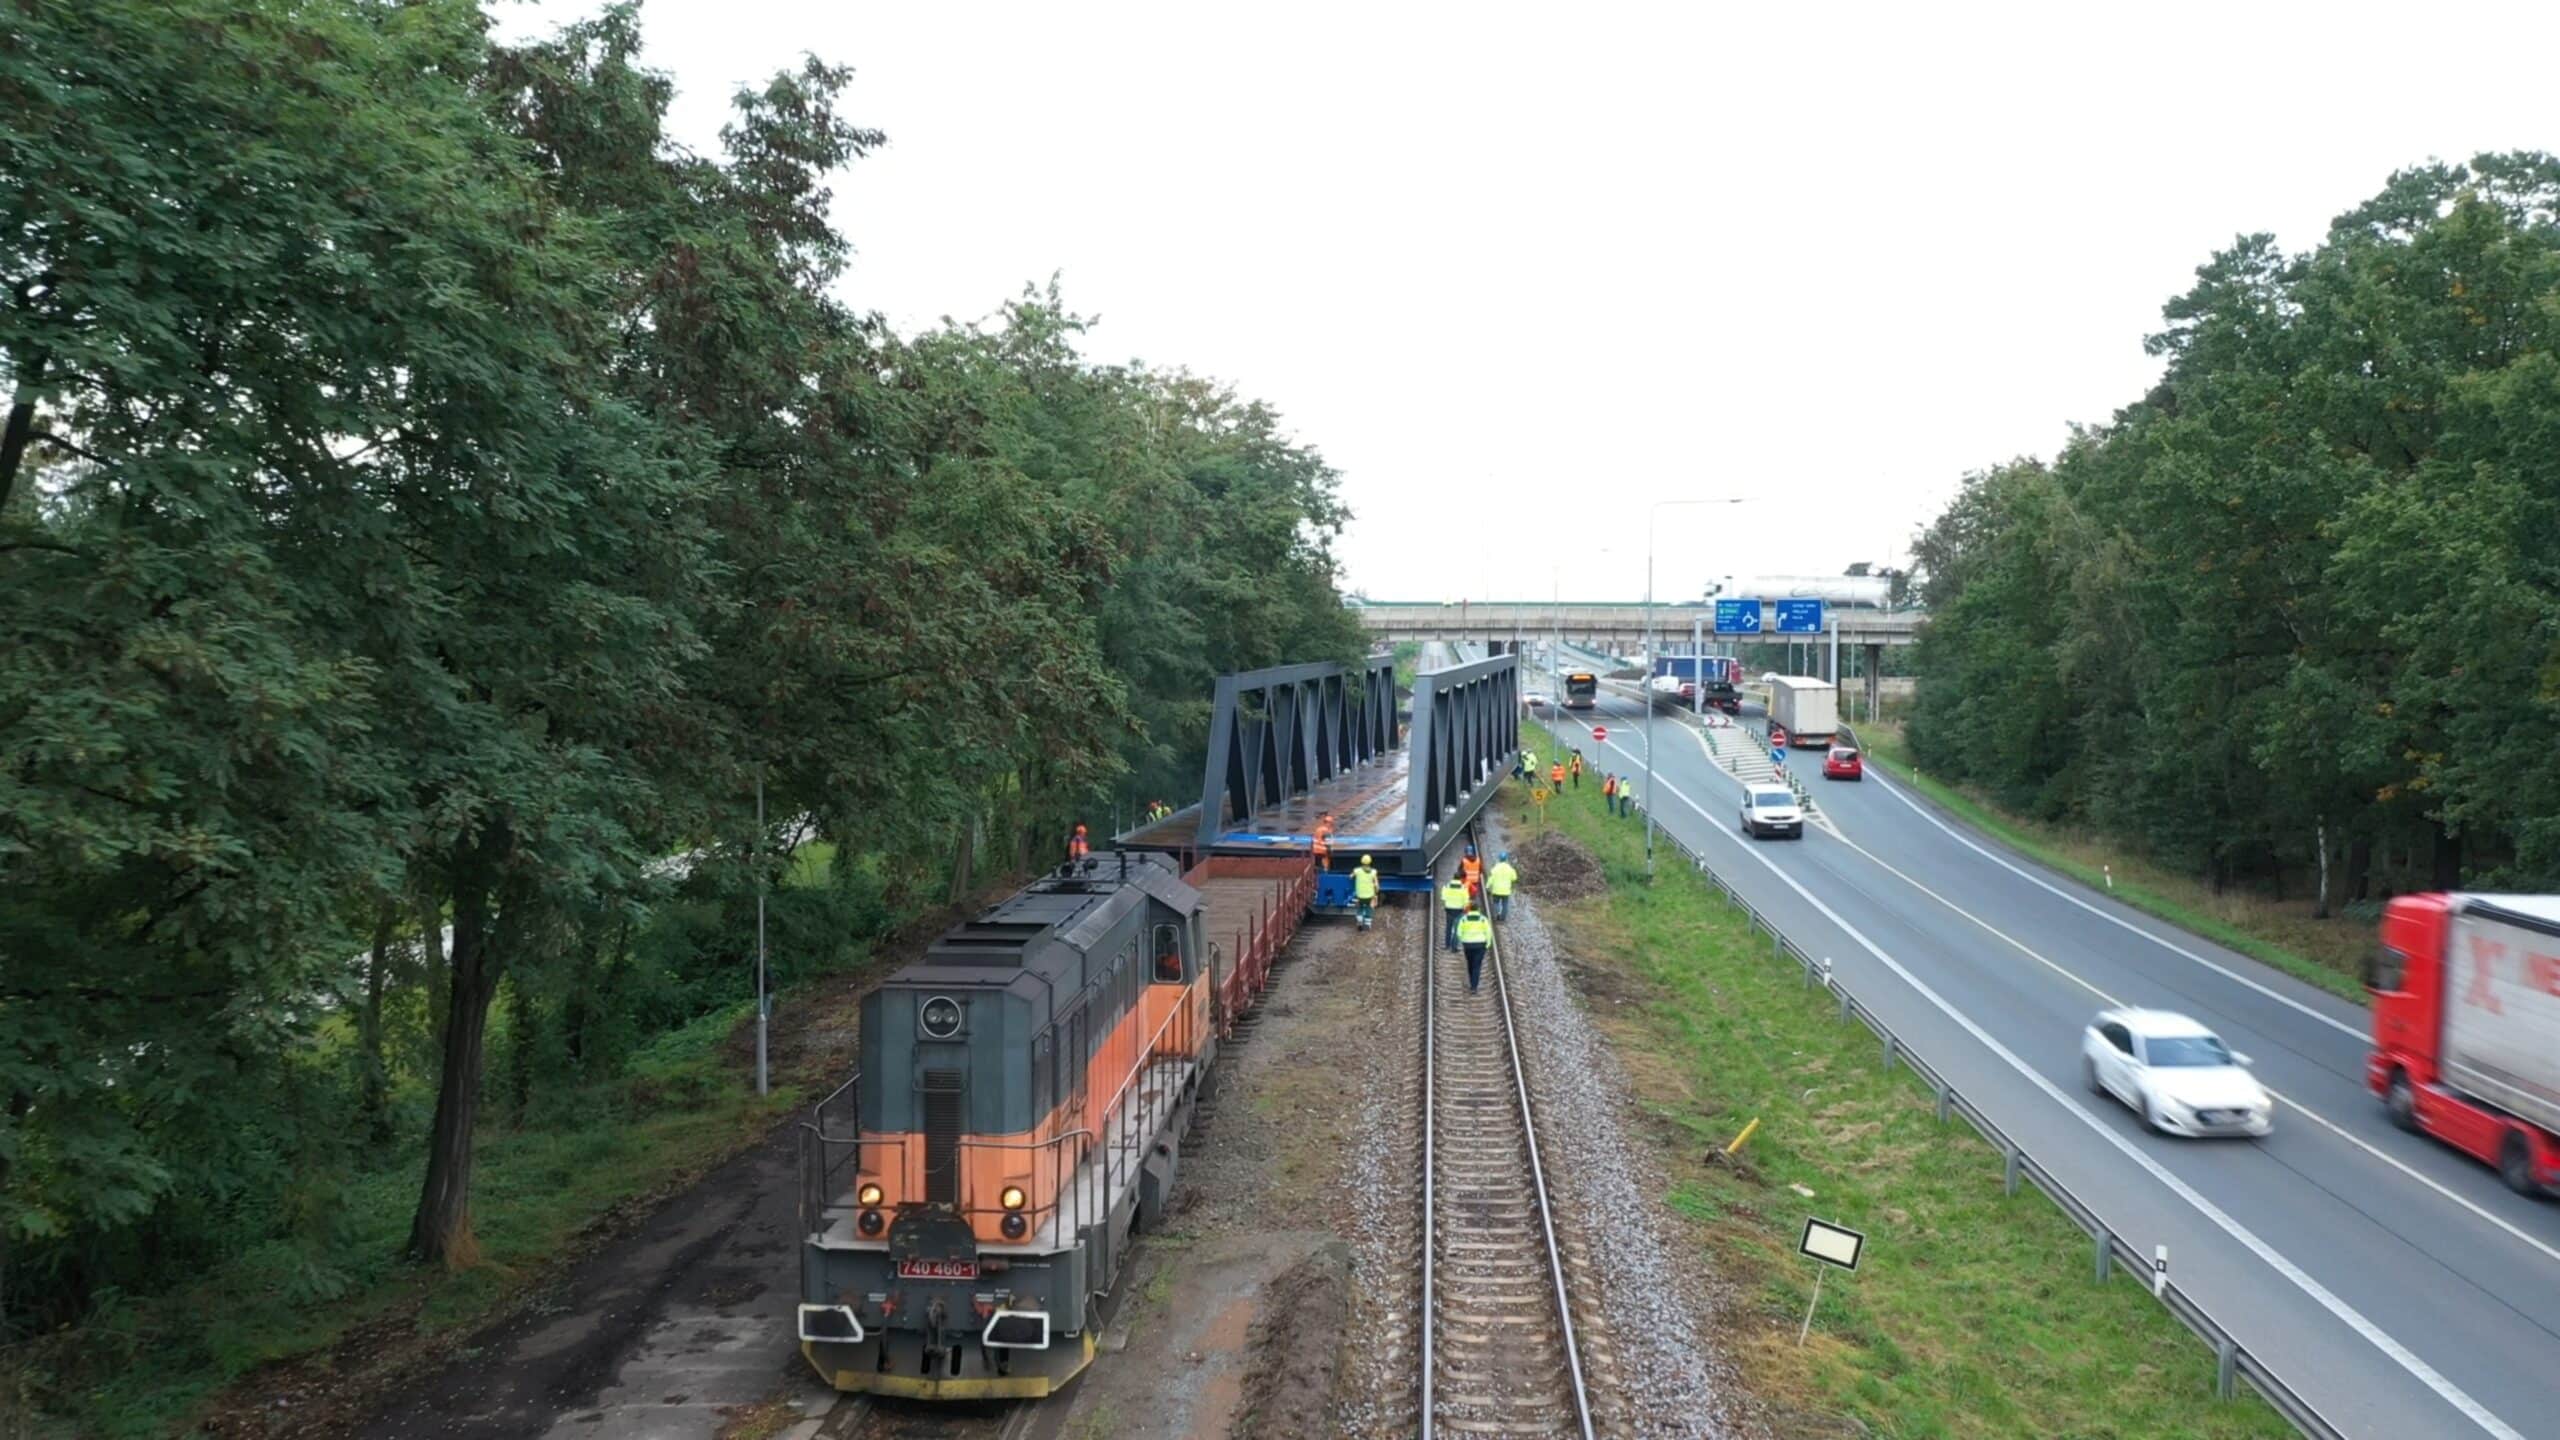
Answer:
(2153, 1244, 2169, 1299)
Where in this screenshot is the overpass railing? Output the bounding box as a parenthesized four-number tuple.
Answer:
(1632, 811, 2347, 1440)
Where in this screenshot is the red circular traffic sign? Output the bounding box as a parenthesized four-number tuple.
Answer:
(1593, 725, 1609, 742)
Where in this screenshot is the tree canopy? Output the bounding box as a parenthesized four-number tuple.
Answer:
(0, 0, 1362, 1406)
(1908, 154, 2560, 907)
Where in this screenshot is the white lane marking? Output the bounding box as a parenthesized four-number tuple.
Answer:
(1864, 768, 2364, 1041)
(1617, 709, 2560, 1268)
(1805, 802, 2560, 1273)
(1544, 711, 2524, 1439)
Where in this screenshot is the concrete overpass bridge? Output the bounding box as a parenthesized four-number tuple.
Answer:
(1351, 600, 1921, 655)
(1354, 599, 1922, 713)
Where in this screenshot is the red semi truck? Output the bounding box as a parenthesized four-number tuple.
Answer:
(2367, 893, 2560, 1195)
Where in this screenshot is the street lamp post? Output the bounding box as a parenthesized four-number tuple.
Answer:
(1645, 498, 1748, 878)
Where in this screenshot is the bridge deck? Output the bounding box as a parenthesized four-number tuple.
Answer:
(1122, 748, 1465, 875)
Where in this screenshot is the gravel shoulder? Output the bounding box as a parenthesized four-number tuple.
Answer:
(1038, 902, 1392, 1440)
(1481, 814, 1751, 1440)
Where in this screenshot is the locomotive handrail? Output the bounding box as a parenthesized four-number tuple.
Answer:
(939, 968, 1210, 1247)
(806, 1070, 864, 1142)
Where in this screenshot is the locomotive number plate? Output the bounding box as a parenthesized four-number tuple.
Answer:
(896, 1258, 979, 1280)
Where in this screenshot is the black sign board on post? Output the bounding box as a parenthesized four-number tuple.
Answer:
(1797, 1217, 1865, 1343)
(1800, 1217, 1864, 1271)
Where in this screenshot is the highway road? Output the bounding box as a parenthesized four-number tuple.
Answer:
(1546, 689, 2560, 1440)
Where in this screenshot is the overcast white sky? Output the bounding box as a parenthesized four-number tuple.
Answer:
(503, 0, 2560, 603)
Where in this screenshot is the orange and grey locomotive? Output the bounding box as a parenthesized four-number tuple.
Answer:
(794, 849, 1307, 1398)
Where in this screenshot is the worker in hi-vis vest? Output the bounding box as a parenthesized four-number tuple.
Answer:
(1351, 854, 1381, 931)
(1487, 852, 1518, 921)
(1458, 906, 1494, 991)
(1440, 875, 1470, 953)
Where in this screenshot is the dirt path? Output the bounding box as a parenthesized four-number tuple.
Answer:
(1036, 903, 1401, 1440)
(351, 1126, 831, 1440)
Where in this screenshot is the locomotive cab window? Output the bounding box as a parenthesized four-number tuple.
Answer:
(1152, 923, 1185, 983)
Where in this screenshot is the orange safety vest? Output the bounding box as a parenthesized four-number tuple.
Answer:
(1459, 855, 1483, 889)
(1603, 775, 1617, 797)
(1571, 755, 1583, 777)
(1549, 764, 1565, 786)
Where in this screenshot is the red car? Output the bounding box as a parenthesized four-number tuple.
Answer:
(1822, 745, 1863, 781)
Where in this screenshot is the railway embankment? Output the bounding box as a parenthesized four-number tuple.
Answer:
(1511, 722, 2293, 1440)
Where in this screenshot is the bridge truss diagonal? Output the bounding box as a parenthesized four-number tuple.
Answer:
(1404, 653, 1518, 854)
(1192, 658, 1400, 850)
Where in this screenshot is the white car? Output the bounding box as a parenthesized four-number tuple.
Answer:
(1738, 784, 1803, 839)
(2081, 1009, 2272, 1137)
(1524, 692, 1553, 710)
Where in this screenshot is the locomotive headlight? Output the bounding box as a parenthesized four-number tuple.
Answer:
(857, 1182, 884, 1208)
(1001, 1213, 1028, 1239)
(857, 1209, 885, 1237)
(1000, 1186, 1027, 1212)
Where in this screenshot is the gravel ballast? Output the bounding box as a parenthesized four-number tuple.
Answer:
(1491, 823, 1751, 1440)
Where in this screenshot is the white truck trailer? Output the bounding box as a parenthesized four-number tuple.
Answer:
(1768, 676, 1839, 747)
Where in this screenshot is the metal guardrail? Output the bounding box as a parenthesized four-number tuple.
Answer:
(1638, 815, 2349, 1440)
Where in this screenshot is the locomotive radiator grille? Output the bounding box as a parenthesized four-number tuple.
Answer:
(921, 1069, 964, 1205)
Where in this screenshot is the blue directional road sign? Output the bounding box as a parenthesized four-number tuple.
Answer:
(1714, 598, 1762, 634)
(1774, 598, 1827, 634)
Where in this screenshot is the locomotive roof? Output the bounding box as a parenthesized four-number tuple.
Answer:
(891, 851, 1200, 991)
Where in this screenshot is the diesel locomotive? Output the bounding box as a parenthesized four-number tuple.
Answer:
(794, 848, 1308, 1398)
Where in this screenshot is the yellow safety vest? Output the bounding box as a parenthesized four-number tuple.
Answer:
(1488, 862, 1517, 897)
(1441, 880, 1469, 912)
(1352, 866, 1380, 900)
(1457, 912, 1493, 946)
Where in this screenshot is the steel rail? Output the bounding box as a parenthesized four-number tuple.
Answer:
(1419, 849, 1439, 1435)
(1484, 878, 1598, 1440)
(1419, 825, 1596, 1440)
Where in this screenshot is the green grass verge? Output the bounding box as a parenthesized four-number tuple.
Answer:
(1851, 725, 2366, 1004)
(1514, 720, 2292, 1440)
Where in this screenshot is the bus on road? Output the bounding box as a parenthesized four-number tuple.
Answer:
(1564, 672, 1599, 709)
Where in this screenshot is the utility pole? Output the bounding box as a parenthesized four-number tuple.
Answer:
(755, 770, 769, 1097)
(1691, 613, 1705, 719)
(1646, 498, 1748, 878)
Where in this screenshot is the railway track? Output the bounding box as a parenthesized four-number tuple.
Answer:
(1421, 845, 1596, 1440)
